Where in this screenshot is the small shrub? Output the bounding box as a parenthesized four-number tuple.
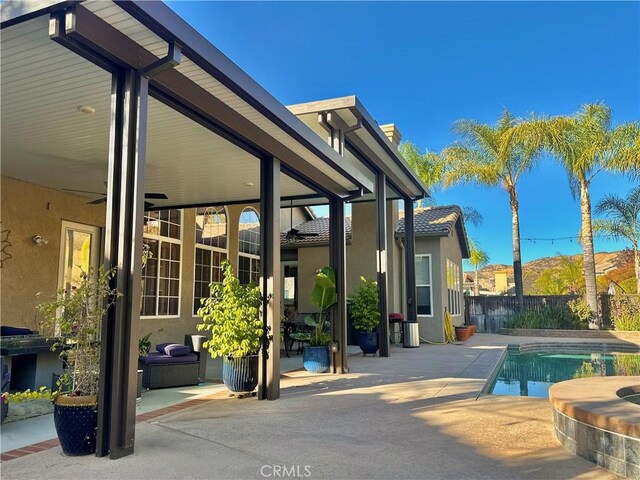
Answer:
(611, 296, 640, 331)
(504, 305, 586, 330)
(350, 276, 380, 333)
(567, 299, 592, 328)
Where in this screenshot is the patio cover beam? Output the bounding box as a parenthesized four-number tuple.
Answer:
(376, 173, 390, 358)
(97, 67, 147, 459)
(258, 156, 281, 400)
(329, 197, 348, 374)
(403, 198, 418, 324)
(51, 3, 357, 198)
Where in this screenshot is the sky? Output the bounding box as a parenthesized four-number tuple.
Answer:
(166, 1, 639, 265)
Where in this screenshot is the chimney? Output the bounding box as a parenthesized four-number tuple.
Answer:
(379, 123, 402, 150)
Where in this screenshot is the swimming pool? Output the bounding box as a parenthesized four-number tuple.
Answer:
(486, 344, 640, 399)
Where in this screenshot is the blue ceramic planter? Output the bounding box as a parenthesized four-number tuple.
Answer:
(303, 346, 330, 373)
(53, 399, 97, 456)
(223, 355, 259, 393)
(357, 331, 379, 355)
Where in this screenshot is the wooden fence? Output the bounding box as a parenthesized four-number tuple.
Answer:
(464, 294, 635, 333)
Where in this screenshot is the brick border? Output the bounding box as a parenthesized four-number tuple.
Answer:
(1, 390, 227, 463)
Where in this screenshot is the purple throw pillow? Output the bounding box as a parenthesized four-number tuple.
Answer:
(164, 344, 191, 357)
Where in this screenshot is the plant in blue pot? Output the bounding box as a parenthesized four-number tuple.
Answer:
(292, 267, 336, 373)
(197, 260, 264, 397)
(350, 276, 380, 355)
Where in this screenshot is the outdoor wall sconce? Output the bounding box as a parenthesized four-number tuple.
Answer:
(32, 235, 48, 247)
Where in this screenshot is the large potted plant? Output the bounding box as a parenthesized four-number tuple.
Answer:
(38, 267, 119, 456)
(197, 260, 263, 396)
(350, 276, 380, 355)
(292, 267, 336, 373)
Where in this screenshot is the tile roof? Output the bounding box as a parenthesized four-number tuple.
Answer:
(280, 217, 352, 247)
(397, 205, 470, 258)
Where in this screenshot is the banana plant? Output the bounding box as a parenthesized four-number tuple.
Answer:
(293, 267, 336, 346)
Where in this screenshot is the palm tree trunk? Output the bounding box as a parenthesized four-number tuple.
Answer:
(509, 186, 524, 311)
(579, 180, 599, 328)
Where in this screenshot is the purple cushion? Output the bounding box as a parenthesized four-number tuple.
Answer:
(155, 343, 174, 354)
(139, 352, 198, 365)
(165, 344, 191, 357)
(1, 326, 32, 336)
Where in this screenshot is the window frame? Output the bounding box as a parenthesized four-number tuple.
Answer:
(193, 206, 228, 316)
(141, 209, 183, 319)
(447, 258, 462, 316)
(415, 253, 433, 317)
(238, 207, 261, 285)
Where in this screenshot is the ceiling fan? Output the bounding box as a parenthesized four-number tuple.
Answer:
(63, 183, 168, 209)
(284, 200, 319, 241)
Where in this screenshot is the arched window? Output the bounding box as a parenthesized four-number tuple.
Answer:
(194, 206, 228, 314)
(238, 207, 260, 284)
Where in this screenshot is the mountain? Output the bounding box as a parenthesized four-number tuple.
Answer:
(464, 250, 629, 293)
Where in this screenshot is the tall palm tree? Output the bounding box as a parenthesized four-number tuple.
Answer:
(442, 110, 543, 311)
(594, 186, 640, 293)
(467, 239, 490, 295)
(532, 103, 640, 325)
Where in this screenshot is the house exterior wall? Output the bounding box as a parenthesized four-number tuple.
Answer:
(1, 176, 106, 331)
(438, 229, 465, 326)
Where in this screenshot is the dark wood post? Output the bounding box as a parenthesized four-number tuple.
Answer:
(403, 197, 417, 324)
(376, 173, 390, 357)
(329, 196, 348, 373)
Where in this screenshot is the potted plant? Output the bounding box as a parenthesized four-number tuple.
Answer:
(38, 267, 119, 456)
(292, 267, 336, 373)
(350, 276, 380, 355)
(197, 260, 263, 396)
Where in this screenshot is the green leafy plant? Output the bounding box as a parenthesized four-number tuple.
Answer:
(350, 276, 379, 333)
(2, 386, 56, 403)
(37, 267, 120, 397)
(504, 304, 587, 330)
(567, 299, 592, 327)
(611, 295, 640, 331)
(138, 332, 153, 356)
(292, 267, 336, 346)
(197, 260, 263, 358)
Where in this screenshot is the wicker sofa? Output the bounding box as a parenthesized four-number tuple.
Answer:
(138, 343, 206, 389)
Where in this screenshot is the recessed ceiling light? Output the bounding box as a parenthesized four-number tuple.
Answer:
(77, 105, 96, 114)
(243, 182, 254, 187)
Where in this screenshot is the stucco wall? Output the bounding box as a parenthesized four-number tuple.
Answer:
(1, 176, 106, 330)
(438, 228, 465, 325)
(415, 237, 443, 343)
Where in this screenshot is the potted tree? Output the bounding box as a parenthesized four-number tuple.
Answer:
(350, 276, 380, 355)
(197, 260, 263, 397)
(38, 267, 119, 456)
(292, 267, 336, 373)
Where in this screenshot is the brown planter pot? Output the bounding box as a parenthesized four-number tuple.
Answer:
(455, 326, 471, 342)
(465, 324, 476, 336)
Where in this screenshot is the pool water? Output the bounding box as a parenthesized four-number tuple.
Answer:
(488, 350, 640, 399)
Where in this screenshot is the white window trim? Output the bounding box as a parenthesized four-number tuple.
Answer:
(141, 210, 183, 319)
(416, 253, 434, 318)
(193, 244, 228, 317)
(447, 258, 462, 317)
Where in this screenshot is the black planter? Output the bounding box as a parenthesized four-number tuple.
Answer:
(53, 397, 98, 456)
(222, 355, 259, 393)
(1, 401, 8, 423)
(357, 331, 379, 355)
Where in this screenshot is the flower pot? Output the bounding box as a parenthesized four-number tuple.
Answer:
(465, 324, 476, 336)
(222, 355, 259, 393)
(53, 395, 98, 456)
(357, 331, 379, 355)
(1, 401, 8, 423)
(455, 326, 471, 342)
(302, 346, 330, 373)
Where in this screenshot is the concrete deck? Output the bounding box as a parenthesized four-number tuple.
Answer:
(2, 334, 631, 480)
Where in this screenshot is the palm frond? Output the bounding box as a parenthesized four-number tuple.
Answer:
(461, 206, 483, 227)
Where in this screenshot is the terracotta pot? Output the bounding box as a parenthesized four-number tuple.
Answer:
(455, 326, 471, 342)
(465, 324, 476, 336)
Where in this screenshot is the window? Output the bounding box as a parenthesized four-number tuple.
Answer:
(142, 209, 182, 317)
(238, 208, 260, 284)
(447, 259, 461, 316)
(282, 263, 298, 306)
(194, 207, 228, 314)
(415, 254, 432, 316)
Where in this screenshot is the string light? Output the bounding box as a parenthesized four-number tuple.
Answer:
(523, 234, 608, 244)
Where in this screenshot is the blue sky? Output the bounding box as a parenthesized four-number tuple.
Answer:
(167, 1, 639, 265)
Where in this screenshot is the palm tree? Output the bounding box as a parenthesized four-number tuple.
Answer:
(442, 110, 544, 311)
(467, 239, 490, 295)
(533, 103, 640, 324)
(594, 186, 640, 293)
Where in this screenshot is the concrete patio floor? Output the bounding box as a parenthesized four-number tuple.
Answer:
(1, 334, 631, 480)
